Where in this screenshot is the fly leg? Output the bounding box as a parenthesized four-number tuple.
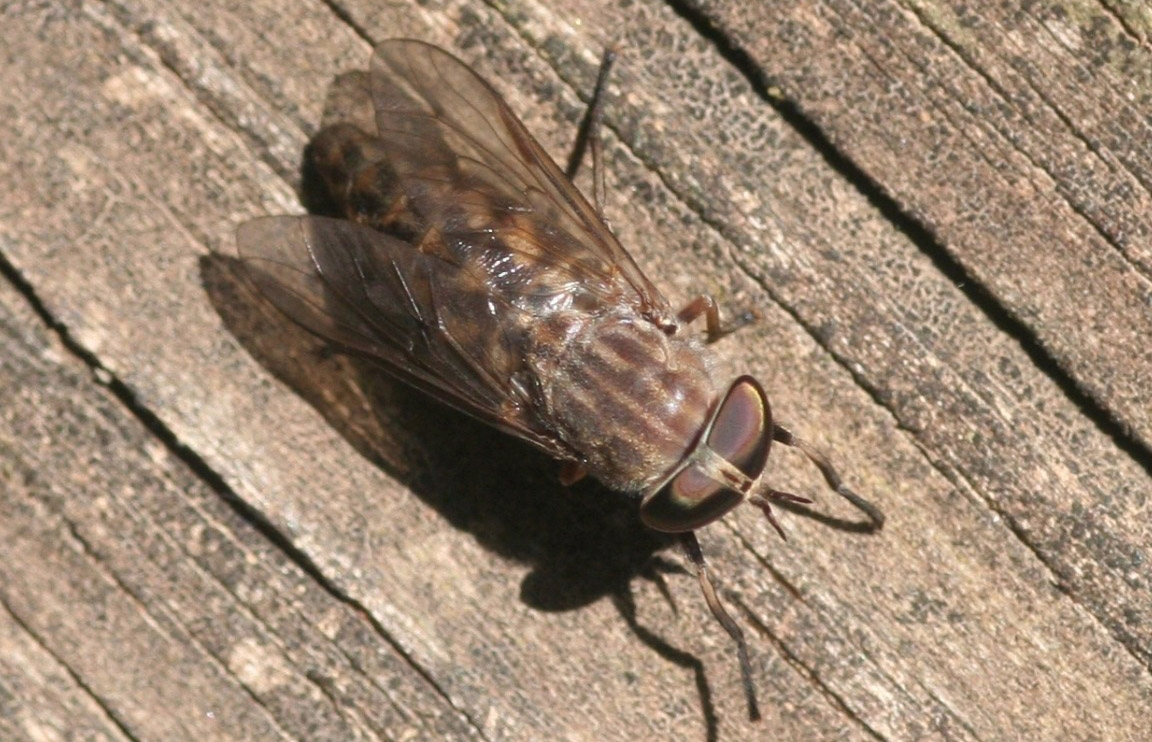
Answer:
(772, 424, 885, 530)
(679, 532, 761, 721)
(567, 48, 617, 216)
(567, 53, 757, 340)
(677, 295, 759, 342)
(557, 461, 588, 486)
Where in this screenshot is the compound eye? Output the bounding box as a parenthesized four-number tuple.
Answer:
(707, 376, 772, 480)
(640, 377, 773, 533)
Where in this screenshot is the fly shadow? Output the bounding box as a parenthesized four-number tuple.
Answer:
(201, 247, 680, 612)
(203, 247, 744, 736)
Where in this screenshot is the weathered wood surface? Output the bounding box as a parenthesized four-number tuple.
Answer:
(1, 0, 1149, 739)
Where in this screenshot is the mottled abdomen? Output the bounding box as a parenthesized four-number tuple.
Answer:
(532, 311, 720, 493)
(308, 123, 426, 240)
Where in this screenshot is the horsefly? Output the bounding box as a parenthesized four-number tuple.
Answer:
(238, 39, 883, 720)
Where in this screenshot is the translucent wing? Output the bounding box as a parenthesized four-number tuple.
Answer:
(238, 215, 577, 459)
(359, 39, 674, 323)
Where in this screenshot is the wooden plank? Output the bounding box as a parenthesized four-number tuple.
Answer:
(0, 0, 1149, 739)
(0, 246, 478, 739)
(677, 0, 1152, 446)
(0, 599, 132, 742)
(656, 0, 1152, 703)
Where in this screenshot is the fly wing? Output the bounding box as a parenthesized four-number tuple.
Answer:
(238, 215, 576, 459)
(363, 39, 673, 322)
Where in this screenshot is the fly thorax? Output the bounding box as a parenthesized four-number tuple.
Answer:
(533, 312, 719, 493)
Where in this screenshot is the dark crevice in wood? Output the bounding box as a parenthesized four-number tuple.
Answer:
(96, 0, 302, 185)
(920, 432, 1152, 674)
(0, 594, 142, 741)
(733, 597, 887, 741)
(317, 0, 373, 45)
(1096, 1, 1149, 47)
(0, 249, 490, 741)
(912, 681, 986, 741)
(899, 2, 1151, 273)
(728, 525, 938, 738)
(663, 0, 1152, 483)
(56, 517, 298, 738)
(0, 257, 328, 599)
(740, 539, 805, 604)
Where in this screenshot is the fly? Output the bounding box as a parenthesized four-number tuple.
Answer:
(238, 39, 884, 720)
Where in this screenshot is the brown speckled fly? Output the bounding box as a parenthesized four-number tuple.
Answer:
(239, 39, 882, 720)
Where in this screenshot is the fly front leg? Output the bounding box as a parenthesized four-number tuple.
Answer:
(677, 295, 758, 343)
(772, 424, 885, 530)
(679, 532, 761, 721)
(567, 48, 617, 216)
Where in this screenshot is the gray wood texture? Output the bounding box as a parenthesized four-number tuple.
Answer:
(1, 0, 1149, 739)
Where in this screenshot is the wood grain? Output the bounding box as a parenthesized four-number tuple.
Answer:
(1, 0, 1149, 739)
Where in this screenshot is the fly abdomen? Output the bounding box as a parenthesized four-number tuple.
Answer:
(307, 124, 425, 240)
